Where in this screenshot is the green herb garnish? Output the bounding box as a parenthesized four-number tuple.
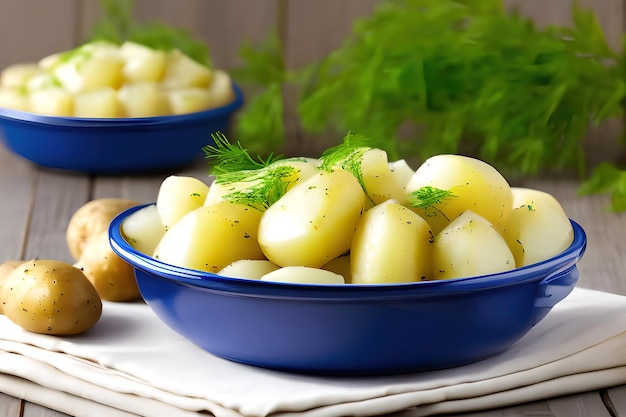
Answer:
(408, 186, 456, 210)
(215, 165, 297, 211)
(203, 132, 283, 176)
(319, 132, 377, 193)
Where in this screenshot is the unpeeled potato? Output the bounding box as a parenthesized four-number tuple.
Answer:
(0, 260, 26, 314)
(0, 260, 102, 335)
(66, 198, 140, 262)
(75, 231, 141, 302)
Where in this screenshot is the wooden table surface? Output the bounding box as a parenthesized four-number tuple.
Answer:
(0, 142, 625, 417)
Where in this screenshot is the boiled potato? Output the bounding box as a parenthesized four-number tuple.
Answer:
(168, 87, 213, 115)
(118, 82, 171, 117)
(321, 255, 352, 284)
(29, 88, 73, 116)
(52, 41, 123, 94)
(261, 266, 345, 284)
(119, 41, 167, 83)
(207, 69, 236, 107)
(121, 204, 166, 256)
(388, 159, 415, 190)
(258, 168, 365, 268)
(156, 175, 210, 231)
(153, 202, 265, 273)
(432, 210, 515, 280)
(501, 187, 574, 267)
(218, 259, 280, 279)
(0, 88, 30, 111)
(75, 231, 141, 302)
(74, 87, 122, 118)
(0, 63, 40, 88)
(1, 260, 102, 335)
(406, 154, 513, 234)
(66, 198, 140, 261)
(361, 148, 409, 205)
(161, 49, 212, 89)
(351, 200, 433, 284)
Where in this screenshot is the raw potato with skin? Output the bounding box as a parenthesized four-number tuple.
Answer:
(66, 198, 140, 262)
(75, 231, 141, 302)
(0, 260, 102, 335)
(66, 198, 142, 301)
(0, 260, 25, 314)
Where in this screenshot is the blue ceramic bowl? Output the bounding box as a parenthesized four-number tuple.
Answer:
(0, 84, 242, 174)
(110, 204, 587, 375)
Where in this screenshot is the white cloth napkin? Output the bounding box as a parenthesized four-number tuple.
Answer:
(0, 286, 625, 417)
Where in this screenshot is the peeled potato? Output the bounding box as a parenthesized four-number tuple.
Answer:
(351, 199, 433, 284)
(218, 259, 280, 280)
(162, 49, 212, 89)
(121, 204, 166, 256)
(156, 175, 210, 231)
(74, 87, 122, 118)
(0, 88, 30, 111)
(154, 202, 265, 273)
(321, 255, 352, 283)
(261, 266, 345, 284)
(0, 63, 40, 88)
(207, 69, 235, 107)
(168, 87, 213, 115)
(119, 41, 167, 83)
(361, 148, 409, 205)
(432, 210, 515, 280)
(29, 88, 73, 116)
(501, 187, 574, 267)
(1, 260, 102, 335)
(118, 82, 171, 117)
(406, 154, 513, 234)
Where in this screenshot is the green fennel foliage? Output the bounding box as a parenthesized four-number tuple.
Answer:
(234, 0, 626, 210)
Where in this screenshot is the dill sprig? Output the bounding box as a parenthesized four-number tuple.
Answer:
(319, 132, 376, 192)
(408, 186, 456, 210)
(203, 132, 283, 175)
(215, 165, 297, 211)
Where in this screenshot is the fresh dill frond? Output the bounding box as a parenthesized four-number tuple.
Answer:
(408, 186, 456, 210)
(319, 132, 376, 192)
(215, 165, 298, 211)
(203, 132, 283, 175)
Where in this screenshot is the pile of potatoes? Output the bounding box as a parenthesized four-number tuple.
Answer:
(0, 41, 236, 118)
(0, 198, 142, 336)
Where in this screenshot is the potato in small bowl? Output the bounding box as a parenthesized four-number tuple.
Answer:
(0, 41, 242, 174)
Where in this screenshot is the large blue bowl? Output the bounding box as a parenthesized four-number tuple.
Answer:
(110, 204, 586, 375)
(0, 84, 243, 174)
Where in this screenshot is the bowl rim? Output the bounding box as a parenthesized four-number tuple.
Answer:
(0, 83, 243, 128)
(110, 203, 587, 299)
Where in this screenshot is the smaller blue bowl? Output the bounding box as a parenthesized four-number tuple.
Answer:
(0, 84, 242, 174)
(110, 204, 587, 375)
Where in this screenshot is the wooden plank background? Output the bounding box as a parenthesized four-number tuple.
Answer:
(0, 0, 624, 160)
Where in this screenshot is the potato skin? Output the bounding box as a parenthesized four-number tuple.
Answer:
(1, 260, 102, 335)
(0, 260, 26, 314)
(66, 198, 139, 261)
(75, 231, 141, 302)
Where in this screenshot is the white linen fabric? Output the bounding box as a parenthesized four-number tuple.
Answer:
(0, 286, 625, 417)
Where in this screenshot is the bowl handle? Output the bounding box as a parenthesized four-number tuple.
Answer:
(534, 264, 579, 308)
